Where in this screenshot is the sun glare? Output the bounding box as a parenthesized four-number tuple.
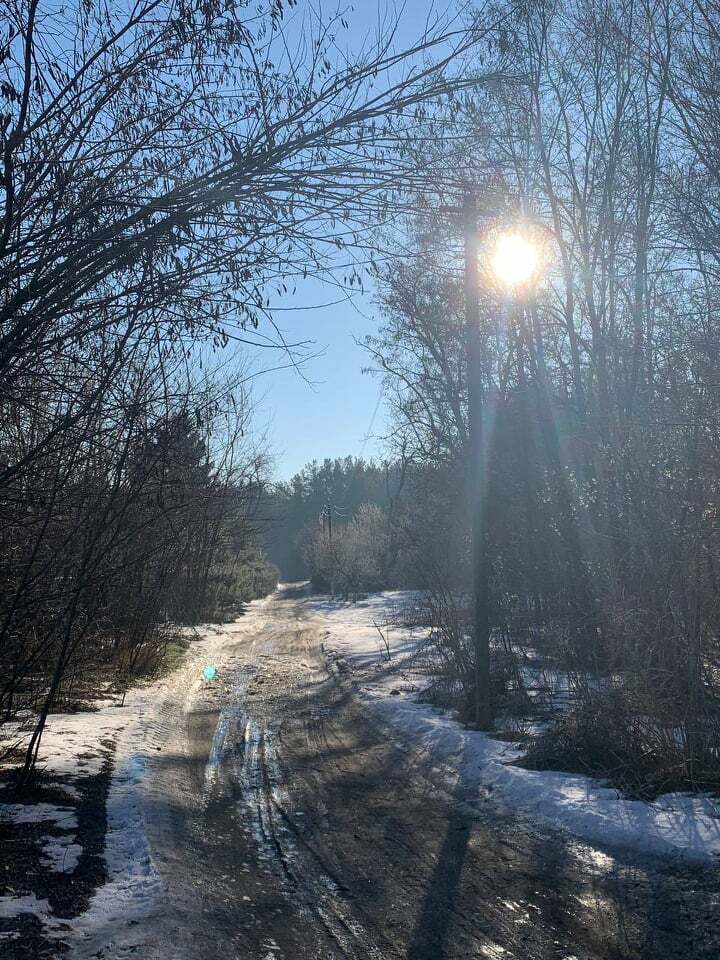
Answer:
(491, 232, 540, 289)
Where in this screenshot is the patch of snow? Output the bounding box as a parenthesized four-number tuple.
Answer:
(67, 743, 162, 953)
(307, 590, 421, 669)
(0, 803, 77, 828)
(0, 893, 70, 938)
(0, 592, 274, 954)
(29, 710, 127, 780)
(41, 837, 83, 873)
(0, 894, 50, 919)
(67, 591, 273, 956)
(309, 590, 720, 863)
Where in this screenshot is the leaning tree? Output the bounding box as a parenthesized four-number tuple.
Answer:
(0, 0, 504, 781)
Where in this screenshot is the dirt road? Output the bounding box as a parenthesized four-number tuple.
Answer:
(115, 586, 719, 960)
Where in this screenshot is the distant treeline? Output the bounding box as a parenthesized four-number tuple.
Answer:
(265, 458, 397, 583)
(264, 455, 463, 603)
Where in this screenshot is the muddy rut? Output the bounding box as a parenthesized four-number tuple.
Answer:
(124, 588, 720, 960)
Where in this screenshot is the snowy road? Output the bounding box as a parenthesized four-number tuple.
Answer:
(85, 585, 720, 960)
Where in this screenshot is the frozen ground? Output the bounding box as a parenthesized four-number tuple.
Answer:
(2, 585, 718, 960)
(307, 590, 720, 862)
(0, 595, 272, 952)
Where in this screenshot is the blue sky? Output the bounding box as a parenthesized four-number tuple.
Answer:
(250, 1, 449, 481)
(252, 280, 387, 481)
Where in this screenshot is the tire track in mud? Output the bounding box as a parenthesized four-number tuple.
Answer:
(203, 659, 385, 960)
(137, 593, 720, 960)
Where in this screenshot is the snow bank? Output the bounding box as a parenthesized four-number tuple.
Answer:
(309, 590, 720, 862)
(42, 837, 83, 873)
(0, 593, 273, 952)
(68, 592, 272, 956)
(308, 590, 421, 666)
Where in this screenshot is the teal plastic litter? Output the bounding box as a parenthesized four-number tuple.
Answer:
(202, 665, 217, 681)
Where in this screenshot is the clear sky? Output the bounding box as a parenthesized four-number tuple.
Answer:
(249, 1, 451, 481)
(251, 280, 388, 482)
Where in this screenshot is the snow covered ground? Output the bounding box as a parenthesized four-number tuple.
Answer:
(308, 590, 720, 863)
(3, 584, 719, 957)
(0, 707, 139, 942)
(0, 594, 273, 953)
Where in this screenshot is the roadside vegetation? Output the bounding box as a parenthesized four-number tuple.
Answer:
(2, 0, 718, 810)
(0, 0, 495, 789)
(272, 0, 720, 800)
(267, 457, 402, 596)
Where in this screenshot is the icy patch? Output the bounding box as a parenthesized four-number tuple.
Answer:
(123, 752, 150, 783)
(204, 706, 240, 792)
(0, 803, 77, 828)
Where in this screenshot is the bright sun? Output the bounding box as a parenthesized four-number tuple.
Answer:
(491, 232, 540, 288)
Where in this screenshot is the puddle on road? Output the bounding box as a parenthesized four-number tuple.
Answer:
(123, 753, 150, 783)
(203, 664, 258, 795)
(204, 707, 242, 793)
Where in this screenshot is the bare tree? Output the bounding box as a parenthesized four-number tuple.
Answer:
(365, 0, 720, 794)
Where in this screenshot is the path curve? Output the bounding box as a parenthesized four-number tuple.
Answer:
(80, 585, 720, 960)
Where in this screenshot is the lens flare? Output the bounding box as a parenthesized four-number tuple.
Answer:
(491, 232, 540, 288)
